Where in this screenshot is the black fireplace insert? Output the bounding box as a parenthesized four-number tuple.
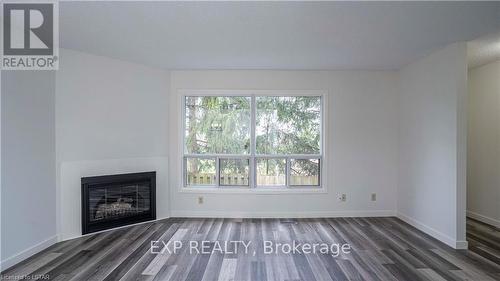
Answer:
(81, 171, 156, 234)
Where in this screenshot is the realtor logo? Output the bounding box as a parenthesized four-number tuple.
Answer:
(1, 1, 58, 70)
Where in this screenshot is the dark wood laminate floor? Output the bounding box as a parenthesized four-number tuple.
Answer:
(2, 217, 500, 281)
(467, 218, 500, 266)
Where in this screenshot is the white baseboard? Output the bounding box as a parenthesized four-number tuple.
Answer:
(1, 218, 172, 270)
(170, 210, 396, 218)
(467, 211, 500, 229)
(397, 212, 468, 250)
(0, 235, 58, 271)
(455, 240, 469, 250)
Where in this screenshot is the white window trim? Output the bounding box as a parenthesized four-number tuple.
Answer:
(179, 90, 327, 194)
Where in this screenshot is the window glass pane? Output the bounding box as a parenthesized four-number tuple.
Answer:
(186, 158, 216, 186)
(256, 96, 321, 155)
(220, 159, 250, 186)
(256, 158, 286, 186)
(290, 159, 320, 186)
(185, 96, 251, 154)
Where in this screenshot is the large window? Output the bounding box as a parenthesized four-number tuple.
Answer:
(183, 94, 322, 189)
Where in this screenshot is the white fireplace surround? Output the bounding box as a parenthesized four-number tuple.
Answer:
(57, 157, 169, 241)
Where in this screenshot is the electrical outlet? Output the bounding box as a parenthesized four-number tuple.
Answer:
(371, 193, 377, 201)
(338, 194, 347, 202)
(198, 196, 204, 204)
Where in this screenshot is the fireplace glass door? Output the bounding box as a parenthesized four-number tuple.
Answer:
(88, 182, 151, 222)
(82, 172, 156, 234)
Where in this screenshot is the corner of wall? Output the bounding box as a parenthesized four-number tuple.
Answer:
(396, 42, 468, 249)
(397, 212, 467, 250)
(455, 42, 468, 243)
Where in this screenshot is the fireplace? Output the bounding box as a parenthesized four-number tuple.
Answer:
(81, 172, 156, 234)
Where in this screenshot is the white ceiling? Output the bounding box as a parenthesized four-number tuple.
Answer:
(60, 1, 500, 70)
(468, 32, 500, 68)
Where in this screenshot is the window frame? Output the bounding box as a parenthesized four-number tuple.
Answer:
(181, 90, 325, 192)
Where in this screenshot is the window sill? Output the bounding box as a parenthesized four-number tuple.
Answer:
(179, 187, 327, 194)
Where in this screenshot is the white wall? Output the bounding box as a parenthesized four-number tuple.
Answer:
(55, 49, 171, 239)
(1, 71, 57, 270)
(169, 70, 399, 217)
(56, 49, 170, 161)
(467, 60, 500, 228)
(397, 43, 468, 249)
(0, 72, 2, 269)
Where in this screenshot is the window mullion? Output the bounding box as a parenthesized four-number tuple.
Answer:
(216, 156, 220, 188)
(183, 156, 187, 187)
(286, 157, 290, 188)
(250, 95, 256, 188)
